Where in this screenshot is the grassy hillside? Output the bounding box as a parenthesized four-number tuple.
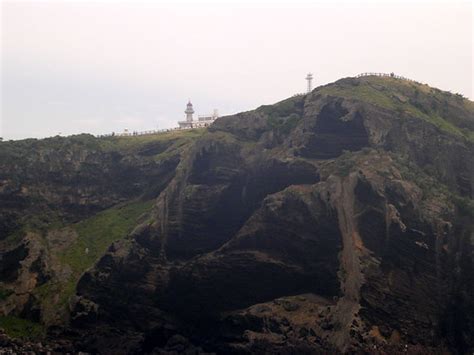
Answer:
(318, 76, 474, 142)
(36, 199, 154, 324)
(0, 128, 205, 168)
(0, 199, 154, 339)
(0, 316, 45, 340)
(99, 128, 205, 152)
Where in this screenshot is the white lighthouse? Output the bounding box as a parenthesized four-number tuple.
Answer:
(185, 100, 194, 122)
(178, 100, 196, 129)
(178, 100, 219, 129)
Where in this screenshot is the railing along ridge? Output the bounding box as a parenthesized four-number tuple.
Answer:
(96, 126, 193, 138)
(355, 72, 418, 83)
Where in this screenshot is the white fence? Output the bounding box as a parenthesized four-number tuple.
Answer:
(96, 126, 193, 138)
(355, 72, 419, 83)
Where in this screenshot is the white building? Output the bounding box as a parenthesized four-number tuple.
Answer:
(178, 101, 218, 129)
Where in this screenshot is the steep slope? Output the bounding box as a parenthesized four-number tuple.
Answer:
(1, 76, 473, 354)
(70, 76, 474, 354)
(0, 130, 203, 333)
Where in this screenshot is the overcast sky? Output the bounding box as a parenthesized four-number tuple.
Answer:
(1, 0, 473, 140)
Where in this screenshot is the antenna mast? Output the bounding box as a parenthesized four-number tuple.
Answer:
(306, 73, 313, 93)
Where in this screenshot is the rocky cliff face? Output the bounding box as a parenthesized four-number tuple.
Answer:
(1, 76, 473, 354)
(0, 131, 200, 329)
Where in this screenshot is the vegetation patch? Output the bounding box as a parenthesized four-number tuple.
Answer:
(59, 198, 153, 279)
(394, 154, 451, 206)
(268, 113, 301, 135)
(0, 287, 14, 301)
(452, 196, 474, 218)
(99, 128, 205, 153)
(0, 316, 45, 340)
(325, 151, 358, 177)
(35, 199, 153, 322)
(259, 96, 304, 135)
(259, 95, 304, 120)
(319, 78, 474, 143)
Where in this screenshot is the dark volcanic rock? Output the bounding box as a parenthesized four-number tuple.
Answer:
(0, 134, 182, 230)
(72, 77, 474, 354)
(2, 76, 474, 354)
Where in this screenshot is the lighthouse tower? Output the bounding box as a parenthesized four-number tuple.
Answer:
(185, 101, 194, 122)
(178, 100, 219, 129)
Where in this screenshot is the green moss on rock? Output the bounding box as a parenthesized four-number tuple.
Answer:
(34, 200, 154, 324)
(0, 316, 45, 340)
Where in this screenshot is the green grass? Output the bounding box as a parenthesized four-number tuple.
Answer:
(332, 150, 357, 177)
(59, 199, 153, 276)
(320, 82, 398, 110)
(0, 134, 102, 165)
(259, 95, 305, 120)
(0, 316, 45, 340)
(33, 199, 154, 322)
(258, 96, 304, 136)
(394, 154, 451, 204)
(423, 113, 467, 137)
(99, 128, 205, 152)
(0, 130, 205, 176)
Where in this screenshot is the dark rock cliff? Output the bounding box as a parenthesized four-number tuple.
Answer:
(1, 76, 473, 354)
(0, 131, 199, 329)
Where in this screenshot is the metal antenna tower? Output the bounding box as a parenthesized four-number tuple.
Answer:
(306, 73, 313, 93)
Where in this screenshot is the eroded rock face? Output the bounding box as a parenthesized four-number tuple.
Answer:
(0, 133, 190, 327)
(2, 77, 473, 354)
(297, 99, 369, 159)
(71, 79, 474, 354)
(0, 135, 181, 234)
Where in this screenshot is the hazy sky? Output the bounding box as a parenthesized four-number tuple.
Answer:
(1, 0, 473, 140)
